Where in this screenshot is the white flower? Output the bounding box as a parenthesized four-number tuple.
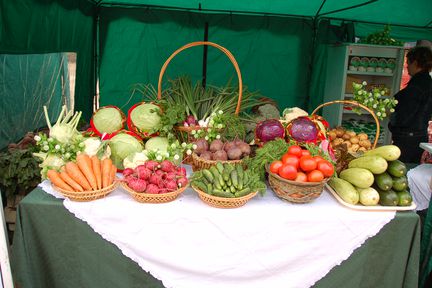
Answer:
(204, 136, 209, 141)
(216, 135, 221, 139)
(211, 112, 216, 117)
(394, 100, 398, 104)
(181, 142, 187, 148)
(373, 104, 377, 108)
(43, 141, 48, 145)
(64, 153, 71, 159)
(384, 98, 389, 103)
(43, 145, 49, 151)
(191, 130, 196, 135)
(186, 149, 192, 155)
(209, 120, 215, 126)
(382, 113, 387, 117)
(362, 81, 367, 86)
(217, 124, 223, 129)
(55, 144, 61, 150)
(194, 134, 199, 139)
(369, 92, 372, 97)
(174, 154, 180, 160)
(358, 90, 363, 95)
(381, 91, 386, 95)
(364, 99, 368, 103)
(218, 110, 223, 114)
(34, 135, 41, 142)
(207, 128, 212, 133)
(156, 155, 163, 161)
(377, 112, 381, 116)
(192, 144, 197, 150)
(390, 108, 395, 113)
(171, 143, 177, 149)
(381, 107, 385, 111)
(165, 152, 170, 157)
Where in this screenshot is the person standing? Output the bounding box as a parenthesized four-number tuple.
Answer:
(389, 46, 432, 163)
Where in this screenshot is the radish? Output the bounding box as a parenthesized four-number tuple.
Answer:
(122, 168, 134, 177)
(155, 169, 164, 176)
(165, 172, 177, 181)
(135, 165, 151, 180)
(145, 184, 159, 194)
(149, 174, 162, 186)
(165, 180, 178, 192)
(145, 160, 160, 171)
(178, 167, 187, 177)
(160, 160, 175, 172)
(127, 178, 147, 192)
(177, 177, 188, 188)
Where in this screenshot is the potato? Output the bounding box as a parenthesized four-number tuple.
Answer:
(358, 133, 368, 140)
(335, 129, 345, 137)
(328, 131, 337, 141)
(350, 136, 359, 144)
(342, 133, 351, 140)
(343, 140, 352, 148)
(359, 139, 372, 149)
(350, 143, 360, 152)
(347, 131, 356, 138)
(333, 138, 344, 146)
(358, 147, 367, 152)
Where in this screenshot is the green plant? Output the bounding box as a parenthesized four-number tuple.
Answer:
(352, 81, 397, 120)
(0, 147, 41, 197)
(361, 25, 404, 46)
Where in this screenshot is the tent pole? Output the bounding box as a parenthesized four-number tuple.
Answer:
(93, 5, 101, 112)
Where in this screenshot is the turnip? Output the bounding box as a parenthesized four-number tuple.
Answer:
(213, 150, 228, 161)
(194, 139, 208, 155)
(145, 184, 159, 194)
(122, 168, 135, 177)
(227, 147, 242, 160)
(135, 165, 151, 180)
(160, 160, 175, 172)
(127, 178, 147, 192)
(177, 177, 188, 188)
(145, 160, 160, 171)
(165, 180, 178, 192)
(210, 139, 224, 152)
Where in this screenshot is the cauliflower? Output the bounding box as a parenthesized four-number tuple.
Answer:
(282, 107, 308, 123)
(123, 151, 149, 170)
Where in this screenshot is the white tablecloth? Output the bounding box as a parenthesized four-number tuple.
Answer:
(40, 167, 395, 288)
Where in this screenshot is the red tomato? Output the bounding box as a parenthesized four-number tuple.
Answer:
(282, 154, 300, 169)
(269, 160, 284, 174)
(317, 160, 335, 177)
(288, 145, 303, 157)
(299, 156, 317, 172)
(295, 171, 308, 182)
(278, 164, 297, 180)
(307, 170, 324, 182)
(312, 155, 324, 163)
(300, 149, 311, 157)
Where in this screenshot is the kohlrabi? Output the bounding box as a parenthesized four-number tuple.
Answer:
(44, 105, 81, 144)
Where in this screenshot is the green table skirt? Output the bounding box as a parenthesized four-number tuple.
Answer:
(11, 188, 421, 288)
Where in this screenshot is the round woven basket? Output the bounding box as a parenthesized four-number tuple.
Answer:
(120, 182, 187, 203)
(191, 152, 243, 171)
(156, 41, 243, 141)
(192, 185, 257, 209)
(267, 171, 329, 204)
(52, 182, 118, 202)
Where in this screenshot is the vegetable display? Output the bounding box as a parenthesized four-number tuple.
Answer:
(193, 138, 250, 161)
(255, 119, 285, 145)
(109, 133, 143, 169)
(328, 126, 372, 153)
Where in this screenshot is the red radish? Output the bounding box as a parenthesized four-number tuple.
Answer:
(149, 174, 162, 186)
(160, 160, 175, 172)
(145, 184, 159, 194)
(165, 172, 177, 181)
(158, 188, 169, 194)
(127, 178, 147, 192)
(155, 169, 164, 176)
(122, 168, 134, 177)
(165, 180, 178, 191)
(179, 167, 187, 177)
(136, 165, 151, 180)
(145, 160, 160, 171)
(157, 180, 166, 189)
(177, 177, 188, 188)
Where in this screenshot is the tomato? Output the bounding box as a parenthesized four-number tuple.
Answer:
(295, 171, 308, 182)
(312, 155, 324, 163)
(278, 164, 297, 180)
(288, 145, 303, 157)
(307, 170, 324, 182)
(282, 154, 300, 169)
(269, 160, 284, 174)
(299, 156, 317, 172)
(317, 160, 335, 177)
(300, 149, 311, 157)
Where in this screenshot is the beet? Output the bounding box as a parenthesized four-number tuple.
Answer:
(210, 139, 224, 152)
(194, 139, 209, 155)
(200, 151, 212, 160)
(239, 143, 251, 156)
(127, 178, 147, 192)
(224, 141, 236, 152)
(227, 147, 242, 160)
(135, 165, 151, 180)
(212, 150, 228, 161)
(145, 184, 159, 194)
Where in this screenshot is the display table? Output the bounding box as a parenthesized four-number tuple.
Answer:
(11, 188, 420, 288)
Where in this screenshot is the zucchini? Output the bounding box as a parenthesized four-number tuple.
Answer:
(378, 189, 398, 206)
(339, 168, 374, 188)
(374, 172, 393, 191)
(363, 145, 401, 161)
(357, 187, 380, 206)
(328, 178, 360, 205)
(387, 160, 407, 177)
(397, 190, 413, 206)
(392, 175, 408, 191)
(348, 155, 388, 174)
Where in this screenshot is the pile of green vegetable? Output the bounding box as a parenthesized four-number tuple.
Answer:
(360, 25, 403, 46)
(191, 163, 266, 198)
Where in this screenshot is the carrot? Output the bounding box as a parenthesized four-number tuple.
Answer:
(47, 170, 73, 192)
(91, 156, 102, 190)
(65, 162, 92, 191)
(59, 167, 84, 192)
(102, 158, 113, 188)
(76, 154, 97, 190)
(109, 164, 117, 186)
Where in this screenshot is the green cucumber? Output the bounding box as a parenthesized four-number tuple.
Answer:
(328, 177, 359, 205)
(235, 188, 251, 197)
(212, 190, 235, 198)
(387, 160, 407, 177)
(231, 170, 239, 189)
(203, 170, 214, 183)
(216, 162, 224, 174)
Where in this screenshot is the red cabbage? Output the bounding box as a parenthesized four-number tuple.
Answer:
(255, 119, 285, 143)
(289, 117, 318, 142)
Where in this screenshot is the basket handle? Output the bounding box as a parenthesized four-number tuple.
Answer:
(157, 41, 243, 115)
(311, 100, 380, 149)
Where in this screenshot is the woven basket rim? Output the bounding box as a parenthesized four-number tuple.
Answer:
(52, 181, 118, 200)
(120, 181, 188, 198)
(267, 170, 330, 186)
(191, 185, 258, 202)
(192, 152, 243, 165)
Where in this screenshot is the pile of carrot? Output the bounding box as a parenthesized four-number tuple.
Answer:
(47, 154, 117, 192)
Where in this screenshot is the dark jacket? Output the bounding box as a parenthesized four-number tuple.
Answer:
(389, 71, 432, 135)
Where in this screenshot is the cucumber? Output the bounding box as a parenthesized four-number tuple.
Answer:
(397, 190, 413, 206)
(203, 170, 214, 183)
(378, 189, 398, 206)
(339, 168, 374, 188)
(363, 145, 401, 161)
(235, 187, 251, 197)
(193, 181, 208, 193)
(231, 170, 239, 189)
(387, 160, 407, 177)
(374, 172, 393, 191)
(348, 155, 388, 174)
(357, 187, 380, 206)
(212, 190, 235, 198)
(392, 175, 408, 191)
(216, 162, 224, 174)
(328, 178, 360, 205)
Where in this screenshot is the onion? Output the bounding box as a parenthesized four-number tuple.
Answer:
(288, 117, 318, 142)
(255, 119, 285, 144)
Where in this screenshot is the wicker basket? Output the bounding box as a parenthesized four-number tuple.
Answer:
(192, 185, 257, 208)
(52, 182, 118, 202)
(267, 170, 329, 204)
(156, 41, 243, 141)
(191, 152, 243, 171)
(120, 182, 187, 203)
(311, 100, 380, 149)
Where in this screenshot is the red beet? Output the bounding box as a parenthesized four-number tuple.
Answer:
(145, 184, 159, 194)
(127, 178, 147, 192)
(135, 165, 152, 180)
